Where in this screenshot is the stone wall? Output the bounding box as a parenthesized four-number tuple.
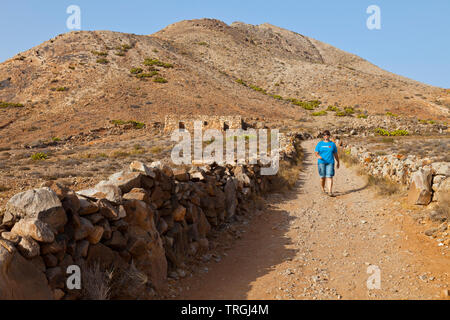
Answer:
(164, 115, 243, 133)
(0, 132, 309, 300)
(339, 140, 449, 206)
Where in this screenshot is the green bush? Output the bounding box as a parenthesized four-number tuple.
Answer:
(291, 99, 319, 110)
(312, 111, 327, 116)
(136, 71, 158, 79)
(143, 58, 173, 68)
(115, 51, 125, 57)
(198, 41, 208, 46)
(96, 58, 109, 64)
(127, 121, 145, 129)
(153, 77, 168, 83)
(344, 107, 355, 114)
(0, 101, 24, 108)
(271, 95, 283, 100)
(51, 137, 61, 142)
(31, 153, 48, 161)
(111, 120, 145, 129)
(249, 85, 267, 94)
(130, 67, 143, 74)
(335, 111, 347, 117)
(386, 112, 398, 117)
(327, 106, 339, 112)
(375, 128, 409, 136)
(357, 114, 368, 119)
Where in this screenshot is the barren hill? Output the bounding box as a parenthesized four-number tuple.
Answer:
(155, 19, 449, 117)
(0, 18, 448, 148)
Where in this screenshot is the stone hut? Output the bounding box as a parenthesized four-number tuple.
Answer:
(164, 115, 243, 133)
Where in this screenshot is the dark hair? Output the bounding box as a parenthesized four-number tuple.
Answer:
(323, 130, 331, 136)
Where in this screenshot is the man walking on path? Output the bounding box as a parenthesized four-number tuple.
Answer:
(315, 130, 340, 197)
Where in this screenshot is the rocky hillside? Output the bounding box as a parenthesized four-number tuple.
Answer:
(0, 18, 448, 149)
(155, 19, 450, 117)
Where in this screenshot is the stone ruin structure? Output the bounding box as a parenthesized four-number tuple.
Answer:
(164, 115, 243, 133)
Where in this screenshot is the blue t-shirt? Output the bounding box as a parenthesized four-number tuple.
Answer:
(315, 141, 338, 164)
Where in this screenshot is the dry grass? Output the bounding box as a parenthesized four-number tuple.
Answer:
(81, 262, 113, 300)
(339, 150, 359, 167)
(366, 175, 401, 196)
(271, 141, 304, 191)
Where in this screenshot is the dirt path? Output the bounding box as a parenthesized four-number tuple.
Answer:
(174, 140, 450, 300)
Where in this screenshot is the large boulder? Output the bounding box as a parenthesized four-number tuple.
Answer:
(5, 188, 67, 231)
(11, 218, 55, 243)
(130, 161, 156, 178)
(0, 244, 53, 299)
(434, 178, 450, 205)
(77, 182, 122, 204)
(407, 168, 433, 205)
(432, 162, 450, 177)
(106, 171, 142, 193)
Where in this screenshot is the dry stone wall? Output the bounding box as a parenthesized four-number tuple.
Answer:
(0, 132, 310, 300)
(339, 140, 449, 207)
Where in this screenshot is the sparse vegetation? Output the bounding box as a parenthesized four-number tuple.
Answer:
(312, 111, 327, 116)
(290, 99, 320, 110)
(327, 106, 339, 112)
(375, 128, 409, 136)
(96, 58, 109, 64)
(0, 101, 24, 108)
(235, 79, 247, 86)
(249, 85, 267, 94)
(198, 41, 208, 46)
(150, 146, 164, 154)
(357, 114, 368, 119)
(367, 175, 400, 196)
(51, 87, 68, 92)
(111, 120, 145, 129)
(153, 77, 168, 83)
(143, 58, 173, 68)
(136, 71, 158, 79)
(271, 94, 283, 100)
(130, 67, 143, 74)
(80, 262, 112, 300)
(31, 152, 48, 161)
(386, 112, 398, 117)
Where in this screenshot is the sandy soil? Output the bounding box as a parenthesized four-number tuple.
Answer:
(173, 140, 450, 300)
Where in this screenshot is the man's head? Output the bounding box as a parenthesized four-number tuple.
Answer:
(323, 130, 331, 141)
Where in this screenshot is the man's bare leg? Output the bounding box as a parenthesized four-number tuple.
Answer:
(321, 178, 326, 193)
(328, 178, 334, 195)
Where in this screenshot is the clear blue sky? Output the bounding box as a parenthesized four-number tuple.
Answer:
(0, 0, 449, 88)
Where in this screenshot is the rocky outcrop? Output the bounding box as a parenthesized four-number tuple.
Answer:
(407, 168, 433, 205)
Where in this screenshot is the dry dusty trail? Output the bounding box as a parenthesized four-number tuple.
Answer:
(175, 140, 450, 300)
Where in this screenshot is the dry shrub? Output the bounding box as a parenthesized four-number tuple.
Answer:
(109, 261, 151, 299)
(81, 262, 113, 300)
(271, 141, 304, 191)
(339, 150, 359, 167)
(367, 175, 400, 196)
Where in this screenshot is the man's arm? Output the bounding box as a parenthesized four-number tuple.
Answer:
(315, 144, 323, 160)
(334, 150, 340, 169)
